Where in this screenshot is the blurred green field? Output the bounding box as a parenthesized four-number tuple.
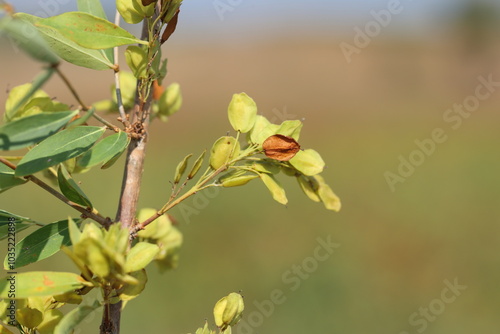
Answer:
(1, 19, 500, 334)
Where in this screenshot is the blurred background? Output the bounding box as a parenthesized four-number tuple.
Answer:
(1, 0, 500, 333)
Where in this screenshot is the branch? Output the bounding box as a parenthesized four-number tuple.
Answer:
(55, 66, 119, 132)
(0, 157, 111, 226)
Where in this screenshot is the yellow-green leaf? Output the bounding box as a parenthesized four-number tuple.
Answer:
(37, 12, 147, 49)
(0, 272, 89, 298)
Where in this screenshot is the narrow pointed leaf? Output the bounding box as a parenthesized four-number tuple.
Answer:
(15, 126, 105, 177)
(57, 165, 92, 208)
(15, 13, 114, 70)
(3, 219, 75, 269)
(0, 111, 78, 151)
(0, 210, 39, 241)
(77, 131, 129, 169)
(53, 299, 101, 334)
(38, 12, 147, 49)
(0, 272, 88, 298)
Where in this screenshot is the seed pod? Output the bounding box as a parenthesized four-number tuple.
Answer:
(125, 242, 160, 273)
(188, 150, 206, 179)
(221, 174, 259, 187)
(158, 82, 182, 121)
(174, 153, 192, 184)
(296, 175, 321, 202)
(213, 293, 244, 330)
(125, 46, 148, 79)
(228, 93, 257, 133)
(262, 134, 300, 161)
(312, 175, 341, 212)
(209, 136, 240, 170)
(289, 148, 325, 176)
(259, 173, 287, 205)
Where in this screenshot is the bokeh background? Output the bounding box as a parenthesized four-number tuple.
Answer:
(1, 0, 500, 333)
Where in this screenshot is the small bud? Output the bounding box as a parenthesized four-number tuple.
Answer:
(228, 93, 257, 133)
(213, 293, 244, 330)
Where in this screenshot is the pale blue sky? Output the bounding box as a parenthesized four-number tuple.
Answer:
(7, 0, 500, 41)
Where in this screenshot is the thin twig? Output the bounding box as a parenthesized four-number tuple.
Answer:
(55, 67, 119, 131)
(0, 157, 111, 226)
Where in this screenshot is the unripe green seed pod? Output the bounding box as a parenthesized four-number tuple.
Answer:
(289, 149, 325, 176)
(158, 82, 182, 121)
(210, 136, 240, 170)
(188, 150, 206, 179)
(174, 153, 192, 184)
(125, 46, 148, 79)
(228, 93, 257, 133)
(221, 174, 258, 187)
(213, 292, 244, 330)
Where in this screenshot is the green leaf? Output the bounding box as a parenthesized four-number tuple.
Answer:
(14, 13, 114, 71)
(259, 173, 287, 205)
(0, 271, 88, 298)
(228, 93, 257, 133)
(57, 165, 93, 208)
(76, 0, 115, 63)
(0, 210, 39, 241)
(289, 149, 325, 176)
(125, 242, 160, 272)
(0, 111, 78, 151)
(15, 126, 105, 177)
(77, 131, 130, 169)
(0, 17, 59, 64)
(53, 299, 101, 334)
(37, 12, 147, 49)
(3, 219, 75, 270)
(0, 163, 27, 193)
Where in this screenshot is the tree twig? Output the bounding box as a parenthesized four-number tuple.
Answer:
(0, 157, 111, 226)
